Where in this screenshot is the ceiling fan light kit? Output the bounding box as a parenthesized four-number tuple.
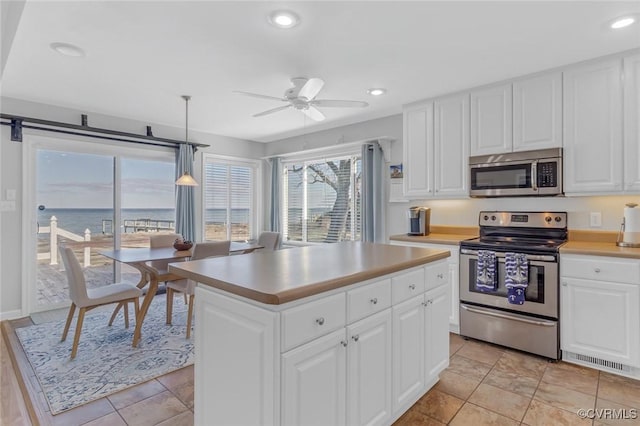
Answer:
(235, 77, 369, 122)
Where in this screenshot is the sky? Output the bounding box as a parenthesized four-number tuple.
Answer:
(37, 150, 175, 209)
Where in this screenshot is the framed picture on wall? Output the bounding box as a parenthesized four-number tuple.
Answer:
(390, 164, 403, 179)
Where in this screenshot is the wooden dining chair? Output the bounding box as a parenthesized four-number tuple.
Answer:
(59, 247, 142, 359)
(257, 231, 281, 250)
(166, 240, 231, 338)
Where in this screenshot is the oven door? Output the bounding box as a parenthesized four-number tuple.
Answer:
(459, 250, 558, 318)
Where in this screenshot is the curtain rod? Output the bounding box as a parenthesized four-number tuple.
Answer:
(0, 113, 210, 149)
(262, 137, 394, 161)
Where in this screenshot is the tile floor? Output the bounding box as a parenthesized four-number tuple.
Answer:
(6, 330, 640, 425)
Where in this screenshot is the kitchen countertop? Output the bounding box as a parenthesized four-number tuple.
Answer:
(168, 241, 450, 305)
(389, 225, 478, 245)
(562, 229, 640, 259)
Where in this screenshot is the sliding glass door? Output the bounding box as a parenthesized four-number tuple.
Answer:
(29, 137, 175, 313)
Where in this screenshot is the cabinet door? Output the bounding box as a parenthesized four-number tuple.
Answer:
(282, 328, 347, 426)
(347, 310, 392, 426)
(403, 102, 434, 198)
(513, 72, 562, 151)
(563, 58, 623, 194)
(434, 93, 469, 197)
(470, 83, 513, 155)
(425, 285, 450, 380)
(194, 288, 277, 426)
(392, 295, 425, 412)
(561, 278, 640, 367)
(624, 53, 640, 191)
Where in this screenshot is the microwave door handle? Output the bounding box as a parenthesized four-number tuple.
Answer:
(531, 161, 538, 191)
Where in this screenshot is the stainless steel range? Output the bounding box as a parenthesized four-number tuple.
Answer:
(459, 211, 567, 359)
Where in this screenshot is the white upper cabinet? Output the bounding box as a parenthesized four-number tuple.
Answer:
(403, 102, 433, 198)
(434, 93, 470, 197)
(563, 58, 623, 194)
(513, 72, 562, 151)
(624, 53, 640, 192)
(470, 83, 513, 156)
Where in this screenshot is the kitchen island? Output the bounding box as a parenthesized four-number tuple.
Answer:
(170, 242, 451, 426)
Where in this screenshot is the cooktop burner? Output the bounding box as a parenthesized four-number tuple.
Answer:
(460, 211, 568, 254)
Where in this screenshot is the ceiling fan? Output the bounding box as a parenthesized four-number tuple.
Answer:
(234, 77, 369, 122)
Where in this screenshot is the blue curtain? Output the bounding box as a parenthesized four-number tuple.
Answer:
(175, 144, 196, 242)
(269, 157, 281, 232)
(361, 142, 385, 243)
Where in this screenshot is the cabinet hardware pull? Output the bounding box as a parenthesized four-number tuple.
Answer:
(562, 282, 567, 286)
(370, 298, 378, 304)
(422, 301, 428, 307)
(437, 273, 444, 279)
(316, 317, 325, 326)
(409, 284, 416, 290)
(340, 340, 348, 347)
(594, 268, 601, 273)
(352, 335, 359, 342)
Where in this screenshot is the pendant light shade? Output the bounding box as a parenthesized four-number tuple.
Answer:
(176, 172, 198, 186)
(176, 95, 199, 186)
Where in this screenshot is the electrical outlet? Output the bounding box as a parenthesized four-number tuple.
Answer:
(590, 212, 602, 227)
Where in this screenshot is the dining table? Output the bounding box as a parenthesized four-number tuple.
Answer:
(100, 241, 263, 347)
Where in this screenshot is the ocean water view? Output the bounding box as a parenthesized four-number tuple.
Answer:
(37, 208, 253, 236)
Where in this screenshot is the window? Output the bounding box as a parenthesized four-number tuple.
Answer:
(203, 155, 258, 242)
(283, 154, 361, 243)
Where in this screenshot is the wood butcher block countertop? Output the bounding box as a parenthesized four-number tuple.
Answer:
(168, 242, 450, 305)
(389, 225, 478, 245)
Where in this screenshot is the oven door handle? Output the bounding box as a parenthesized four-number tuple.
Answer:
(460, 248, 556, 262)
(460, 304, 556, 327)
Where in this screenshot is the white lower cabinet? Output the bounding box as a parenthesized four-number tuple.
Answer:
(282, 329, 348, 426)
(347, 310, 393, 426)
(389, 240, 460, 333)
(560, 254, 640, 379)
(195, 260, 450, 426)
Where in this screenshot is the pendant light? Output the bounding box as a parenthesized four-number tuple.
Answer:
(176, 95, 199, 186)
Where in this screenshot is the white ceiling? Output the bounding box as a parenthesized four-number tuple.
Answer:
(2, 1, 640, 143)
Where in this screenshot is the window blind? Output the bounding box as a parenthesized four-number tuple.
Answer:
(283, 155, 361, 243)
(203, 157, 255, 241)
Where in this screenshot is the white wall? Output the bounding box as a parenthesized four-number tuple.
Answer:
(264, 112, 638, 239)
(0, 96, 265, 318)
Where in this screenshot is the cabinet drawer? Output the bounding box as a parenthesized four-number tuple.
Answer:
(425, 261, 449, 291)
(347, 279, 391, 323)
(392, 268, 425, 304)
(282, 293, 346, 352)
(562, 256, 640, 284)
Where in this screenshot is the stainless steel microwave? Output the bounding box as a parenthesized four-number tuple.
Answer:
(469, 148, 562, 197)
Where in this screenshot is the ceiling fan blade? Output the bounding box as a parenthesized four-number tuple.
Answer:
(301, 106, 326, 121)
(298, 78, 324, 101)
(253, 105, 291, 117)
(310, 99, 369, 108)
(233, 91, 286, 102)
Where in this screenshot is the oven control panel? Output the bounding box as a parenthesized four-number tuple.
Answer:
(479, 211, 567, 228)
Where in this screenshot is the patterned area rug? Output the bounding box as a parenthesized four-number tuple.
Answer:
(15, 294, 194, 415)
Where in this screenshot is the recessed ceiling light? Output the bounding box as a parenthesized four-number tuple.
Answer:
(50, 42, 85, 57)
(611, 16, 636, 29)
(367, 88, 387, 96)
(268, 10, 300, 29)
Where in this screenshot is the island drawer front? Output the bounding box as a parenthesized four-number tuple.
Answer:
(425, 260, 448, 291)
(562, 256, 640, 284)
(282, 293, 346, 352)
(392, 268, 426, 304)
(347, 278, 392, 323)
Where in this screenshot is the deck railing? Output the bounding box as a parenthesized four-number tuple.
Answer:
(38, 216, 91, 267)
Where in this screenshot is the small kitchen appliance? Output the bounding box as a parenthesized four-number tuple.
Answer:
(616, 203, 640, 248)
(459, 211, 568, 359)
(407, 206, 430, 236)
